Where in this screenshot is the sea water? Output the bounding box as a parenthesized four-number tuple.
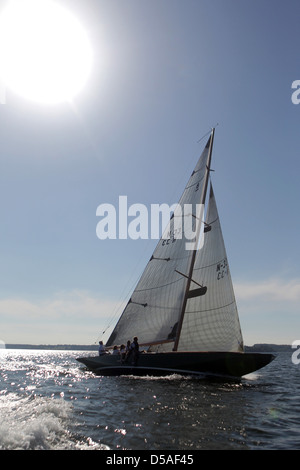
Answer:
(0, 349, 299, 451)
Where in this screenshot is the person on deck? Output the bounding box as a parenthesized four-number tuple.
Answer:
(130, 337, 139, 365)
(120, 344, 126, 361)
(98, 341, 106, 356)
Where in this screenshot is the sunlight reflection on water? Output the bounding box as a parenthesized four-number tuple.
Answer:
(0, 350, 298, 450)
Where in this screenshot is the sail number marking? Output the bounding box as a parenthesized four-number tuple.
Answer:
(216, 258, 228, 280)
(162, 228, 182, 246)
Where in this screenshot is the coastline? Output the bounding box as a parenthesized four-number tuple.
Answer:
(2, 343, 292, 352)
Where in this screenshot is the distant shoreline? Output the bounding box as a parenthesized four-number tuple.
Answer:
(2, 343, 292, 352)
(4, 344, 98, 351)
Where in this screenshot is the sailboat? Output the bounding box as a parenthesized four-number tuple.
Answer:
(77, 128, 275, 378)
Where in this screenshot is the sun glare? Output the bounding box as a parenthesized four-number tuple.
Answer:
(0, 0, 93, 104)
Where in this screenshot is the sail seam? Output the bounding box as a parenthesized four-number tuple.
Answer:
(135, 277, 184, 293)
(192, 257, 229, 272)
(185, 174, 205, 190)
(185, 300, 236, 314)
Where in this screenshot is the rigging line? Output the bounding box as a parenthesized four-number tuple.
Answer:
(164, 130, 213, 209)
(205, 216, 218, 226)
(100, 217, 168, 327)
(96, 246, 154, 341)
(196, 124, 219, 144)
(196, 129, 212, 144)
(135, 276, 184, 293)
(100, 274, 140, 334)
(174, 269, 204, 288)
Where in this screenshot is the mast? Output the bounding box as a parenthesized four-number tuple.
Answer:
(173, 127, 215, 351)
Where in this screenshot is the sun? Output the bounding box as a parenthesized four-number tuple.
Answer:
(0, 0, 93, 104)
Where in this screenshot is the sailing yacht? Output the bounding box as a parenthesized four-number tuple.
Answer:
(77, 128, 275, 378)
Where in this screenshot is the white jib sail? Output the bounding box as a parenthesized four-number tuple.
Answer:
(178, 184, 244, 352)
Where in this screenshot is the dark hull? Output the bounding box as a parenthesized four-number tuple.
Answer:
(77, 351, 275, 379)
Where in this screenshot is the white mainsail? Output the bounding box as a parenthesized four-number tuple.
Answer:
(106, 129, 243, 353)
(106, 136, 212, 348)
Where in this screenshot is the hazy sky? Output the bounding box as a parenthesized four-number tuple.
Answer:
(0, 0, 299, 346)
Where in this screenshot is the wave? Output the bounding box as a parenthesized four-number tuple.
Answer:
(0, 392, 108, 450)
